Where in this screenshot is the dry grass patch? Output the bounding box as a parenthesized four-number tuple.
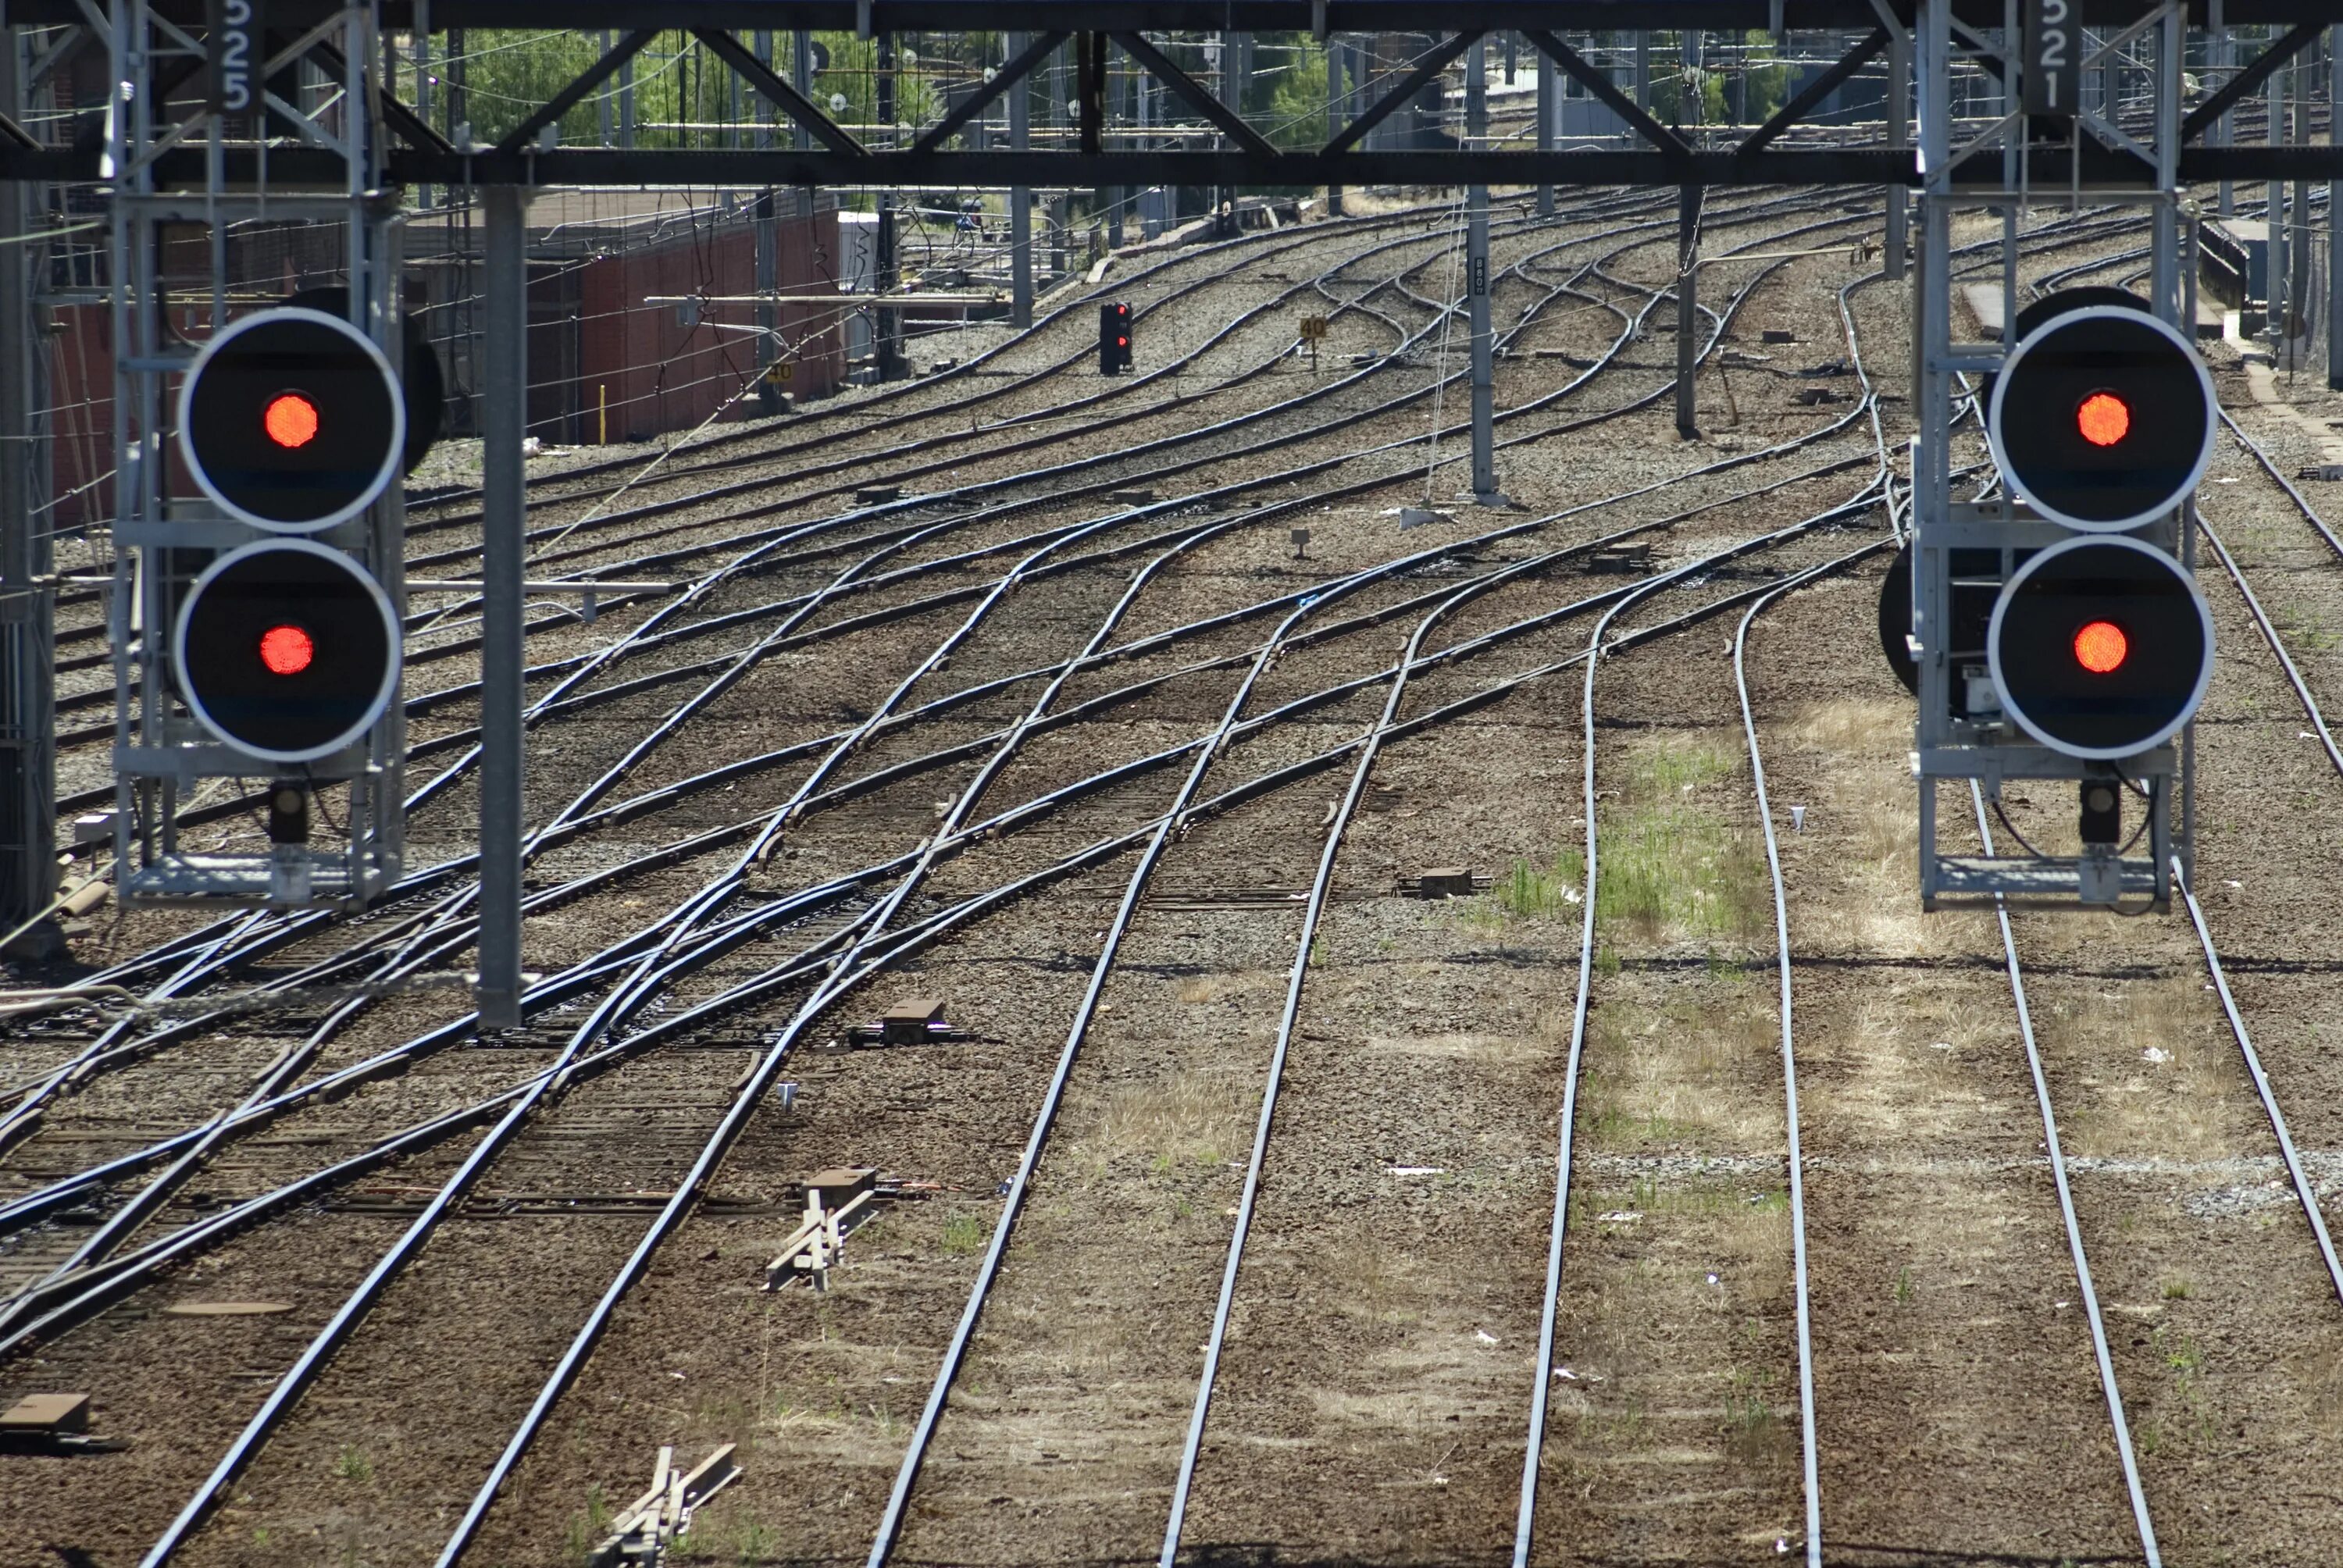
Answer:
(2042, 973, 2239, 1161)
(1579, 979, 1781, 1153)
(1065, 1071, 1253, 1174)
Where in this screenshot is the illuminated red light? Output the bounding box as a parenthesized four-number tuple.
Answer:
(2075, 390, 2131, 448)
(258, 623, 316, 676)
(2073, 619, 2128, 675)
(264, 392, 319, 450)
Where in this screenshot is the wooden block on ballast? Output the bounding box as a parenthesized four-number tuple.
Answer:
(1, 1394, 89, 1435)
(879, 998, 946, 1045)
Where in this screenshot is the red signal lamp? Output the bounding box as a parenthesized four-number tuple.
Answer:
(2074, 390, 2131, 448)
(258, 622, 316, 676)
(264, 391, 320, 450)
(2072, 618, 2128, 675)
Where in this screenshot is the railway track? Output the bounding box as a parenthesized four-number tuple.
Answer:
(15, 174, 2341, 1568)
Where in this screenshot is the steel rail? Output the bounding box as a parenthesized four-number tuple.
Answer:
(18, 190, 1856, 1368)
(0, 442, 1885, 1257)
(1968, 785, 2163, 1568)
(12, 194, 1870, 1311)
(1731, 542, 1899, 1568)
(2170, 857, 2343, 1306)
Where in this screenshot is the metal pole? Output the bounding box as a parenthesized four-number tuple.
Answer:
(876, 33, 905, 376)
(617, 45, 633, 148)
(2330, 28, 2343, 387)
(2270, 39, 2288, 347)
(1009, 30, 1032, 328)
(1535, 34, 1555, 217)
(1886, 22, 1910, 279)
(2218, 27, 2235, 218)
(1636, 32, 1651, 112)
(1677, 184, 1701, 438)
(476, 187, 527, 1031)
(793, 30, 814, 218)
(1468, 39, 1496, 500)
(597, 30, 613, 146)
(2292, 39, 2312, 370)
(1327, 35, 1344, 216)
(0, 30, 55, 957)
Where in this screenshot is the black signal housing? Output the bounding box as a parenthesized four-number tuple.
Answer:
(1099, 301, 1132, 373)
(1986, 534, 2213, 761)
(174, 539, 402, 764)
(1986, 302, 2214, 532)
(178, 305, 407, 532)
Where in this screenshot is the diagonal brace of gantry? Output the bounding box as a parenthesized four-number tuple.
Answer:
(1322, 30, 1480, 155)
(1523, 30, 1691, 167)
(910, 30, 1068, 153)
(1109, 30, 1281, 159)
(693, 30, 868, 156)
(2181, 21, 2321, 144)
(494, 30, 659, 155)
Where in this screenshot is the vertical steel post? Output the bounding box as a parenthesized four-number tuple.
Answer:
(597, 30, 613, 145)
(2218, 27, 2235, 217)
(2330, 28, 2343, 387)
(1535, 35, 1555, 217)
(793, 31, 813, 218)
(1886, 23, 1910, 279)
(875, 34, 904, 376)
(476, 187, 527, 1031)
(1327, 35, 1344, 217)
(1635, 32, 1651, 112)
(1467, 39, 1496, 499)
(2291, 39, 2312, 367)
(2269, 41, 2288, 347)
(1009, 30, 1033, 328)
(0, 29, 54, 955)
(1676, 184, 1701, 438)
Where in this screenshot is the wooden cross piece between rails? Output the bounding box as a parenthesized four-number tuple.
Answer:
(587, 1443, 740, 1567)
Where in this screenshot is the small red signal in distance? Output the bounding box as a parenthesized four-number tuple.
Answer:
(264, 392, 320, 450)
(2072, 619, 2127, 675)
(2074, 390, 2130, 448)
(258, 622, 316, 676)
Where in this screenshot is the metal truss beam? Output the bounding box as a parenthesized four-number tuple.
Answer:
(909, 28, 1065, 152)
(494, 27, 654, 154)
(1737, 27, 1888, 157)
(2180, 20, 2321, 141)
(691, 27, 867, 155)
(1110, 29, 1282, 159)
(23, 2, 2336, 27)
(1522, 29, 1688, 159)
(1323, 30, 1479, 155)
(18, 143, 2343, 187)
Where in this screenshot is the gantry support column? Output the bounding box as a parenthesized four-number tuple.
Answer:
(2330, 27, 2342, 387)
(0, 30, 54, 957)
(1009, 30, 1034, 330)
(1676, 184, 1702, 439)
(476, 185, 528, 1030)
(1886, 22, 1910, 279)
(1467, 38, 1496, 500)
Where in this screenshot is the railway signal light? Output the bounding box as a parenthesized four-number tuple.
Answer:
(1986, 301, 2214, 532)
(178, 305, 406, 533)
(1099, 302, 1132, 373)
(1986, 534, 2213, 761)
(174, 539, 402, 764)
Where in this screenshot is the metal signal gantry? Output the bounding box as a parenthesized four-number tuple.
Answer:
(1902, 0, 2220, 911)
(102, 0, 428, 911)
